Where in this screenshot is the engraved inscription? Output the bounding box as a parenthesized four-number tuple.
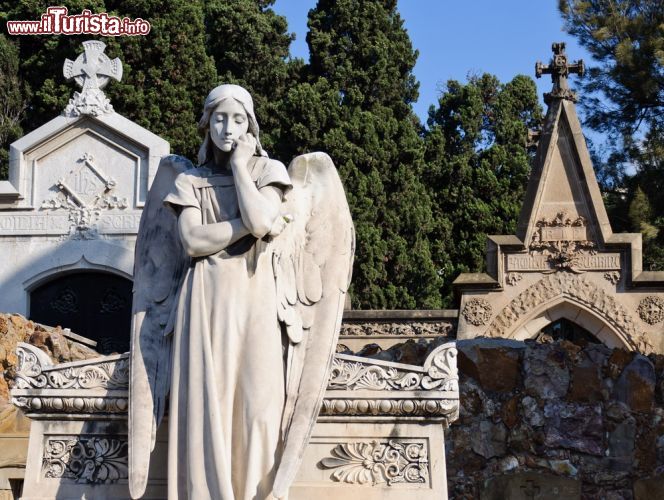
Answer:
(506, 252, 620, 272)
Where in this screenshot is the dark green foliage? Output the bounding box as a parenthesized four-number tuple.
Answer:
(559, 0, 664, 270)
(1, 0, 217, 159)
(0, 34, 26, 179)
(424, 74, 543, 302)
(282, 0, 443, 309)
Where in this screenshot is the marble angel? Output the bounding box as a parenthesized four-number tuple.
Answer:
(128, 84, 354, 499)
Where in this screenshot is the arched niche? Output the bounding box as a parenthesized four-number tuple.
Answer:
(29, 270, 132, 354)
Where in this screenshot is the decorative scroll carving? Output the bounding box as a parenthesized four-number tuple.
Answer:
(638, 296, 664, 325)
(604, 271, 621, 285)
(488, 273, 652, 353)
(462, 298, 492, 326)
(14, 344, 129, 391)
(506, 272, 523, 286)
(340, 321, 453, 337)
(43, 437, 128, 482)
(320, 440, 428, 485)
(529, 211, 596, 272)
(328, 345, 458, 393)
(320, 398, 458, 420)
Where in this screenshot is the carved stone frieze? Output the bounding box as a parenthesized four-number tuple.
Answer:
(320, 440, 428, 486)
(320, 398, 458, 420)
(13, 396, 128, 414)
(488, 273, 652, 353)
(43, 437, 128, 483)
(14, 343, 129, 391)
(328, 345, 458, 392)
(340, 321, 453, 337)
(462, 298, 492, 326)
(638, 296, 664, 325)
(529, 211, 596, 272)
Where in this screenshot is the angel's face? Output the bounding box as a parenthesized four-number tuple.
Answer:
(209, 98, 250, 153)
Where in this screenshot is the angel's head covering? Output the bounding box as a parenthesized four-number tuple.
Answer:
(197, 84, 268, 165)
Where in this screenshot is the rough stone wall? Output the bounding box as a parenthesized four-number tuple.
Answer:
(448, 339, 664, 499)
(0, 314, 98, 434)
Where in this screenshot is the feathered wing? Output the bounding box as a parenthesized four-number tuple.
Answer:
(272, 152, 355, 498)
(128, 155, 192, 499)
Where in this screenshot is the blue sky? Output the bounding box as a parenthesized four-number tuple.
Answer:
(272, 0, 592, 123)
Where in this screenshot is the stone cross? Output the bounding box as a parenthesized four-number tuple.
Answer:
(535, 42, 584, 103)
(63, 40, 122, 92)
(520, 479, 541, 499)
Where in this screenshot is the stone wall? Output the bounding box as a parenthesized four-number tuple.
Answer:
(448, 339, 664, 499)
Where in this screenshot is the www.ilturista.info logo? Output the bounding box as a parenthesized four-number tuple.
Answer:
(6, 6, 151, 36)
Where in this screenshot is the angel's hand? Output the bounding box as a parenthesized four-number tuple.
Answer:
(230, 133, 257, 169)
(268, 214, 292, 238)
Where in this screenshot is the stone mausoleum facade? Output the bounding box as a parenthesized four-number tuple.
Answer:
(0, 42, 662, 499)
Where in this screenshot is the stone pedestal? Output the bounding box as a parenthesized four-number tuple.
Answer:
(11, 341, 458, 499)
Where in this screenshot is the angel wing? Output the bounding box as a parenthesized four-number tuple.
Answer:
(271, 152, 355, 498)
(128, 154, 192, 499)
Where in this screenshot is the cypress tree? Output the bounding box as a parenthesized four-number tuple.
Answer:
(283, 0, 443, 308)
(1, 0, 217, 159)
(424, 74, 542, 303)
(0, 34, 26, 179)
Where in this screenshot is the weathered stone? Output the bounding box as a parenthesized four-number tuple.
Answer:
(607, 349, 635, 379)
(521, 395, 544, 427)
(524, 344, 570, 399)
(459, 344, 521, 393)
(480, 471, 581, 500)
(613, 355, 655, 412)
(548, 459, 578, 477)
(501, 396, 520, 428)
(471, 420, 507, 459)
(543, 401, 604, 455)
(568, 362, 602, 402)
(634, 476, 664, 500)
(608, 419, 636, 460)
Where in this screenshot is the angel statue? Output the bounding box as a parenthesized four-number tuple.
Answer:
(128, 84, 354, 500)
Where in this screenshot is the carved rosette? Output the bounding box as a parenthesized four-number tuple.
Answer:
(638, 296, 664, 325)
(43, 437, 128, 483)
(488, 273, 653, 353)
(462, 298, 492, 326)
(320, 440, 428, 486)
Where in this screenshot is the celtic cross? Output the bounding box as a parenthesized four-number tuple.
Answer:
(535, 42, 584, 104)
(62, 41, 123, 117)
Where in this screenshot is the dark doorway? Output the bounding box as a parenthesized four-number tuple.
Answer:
(30, 272, 132, 354)
(536, 317, 601, 346)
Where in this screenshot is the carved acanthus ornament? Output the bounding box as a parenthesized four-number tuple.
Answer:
(604, 271, 621, 285)
(529, 211, 596, 272)
(320, 440, 428, 485)
(43, 437, 128, 482)
(638, 296, 664, 325)
(462, 298, 492, 326)
(506, 272, 523, 286)
(14, 343, 129, 391)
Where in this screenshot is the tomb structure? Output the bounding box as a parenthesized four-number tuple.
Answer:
(455, 43, 664, 354)
(0, 41, 168, 354)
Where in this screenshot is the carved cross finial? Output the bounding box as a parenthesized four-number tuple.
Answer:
(535, 42, 584, 104)
(62, 41, 123, 117)
(63, 40, 122, 92)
